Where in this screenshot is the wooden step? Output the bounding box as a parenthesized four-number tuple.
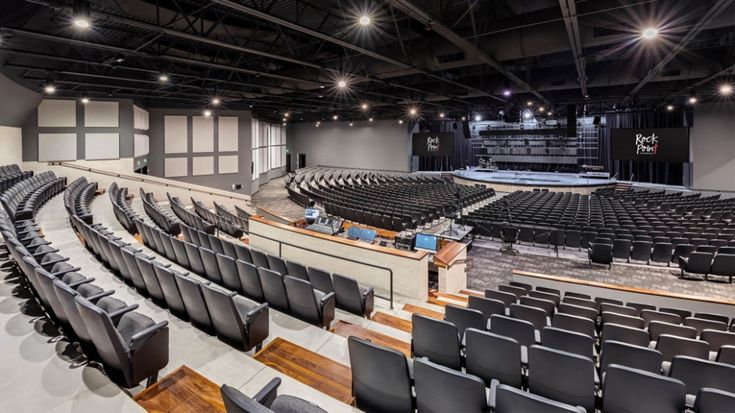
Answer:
(254, 337, 353, 405)
(428, 290, 468, 307)
(370, 312, 412, 333)
(401, 303, 444, 320)
(134, 365, 226, 413)
(460, 289, 484, 298)
(332, 320, 411, 357)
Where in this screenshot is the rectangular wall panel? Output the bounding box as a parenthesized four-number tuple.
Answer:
(133, 105, 149, 130)
(85, 133, 120, 160)
(192, 156, 214, 176)
(164, 157, 188, 177)
(218, 116, 239, 152)
(164, 115, 188, 154)
(84, 101, 119, 127)
(134, 134, 150, 157)
(38, 100, 76, 127)
(218, 155, 239, 174)
(38, 133, 77, 161)
(192, 116, 214, 152)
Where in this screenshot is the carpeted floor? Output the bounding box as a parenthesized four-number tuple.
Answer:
(252, 179, 305, 222)
(467, 240, 735, 301)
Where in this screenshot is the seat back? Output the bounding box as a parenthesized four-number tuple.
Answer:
(250, 249, 269, 269)
(669, 356, 735, 395)
(307, 267, 334, 294)
(258, 268, 289, 312)
(332, 273, 366, 316)
(411, 313, 461, 370)
(552, 313, 595, 337)
(444, 305, 484, 339)
(541, 326, 594, 359)
(528, 345, 596, 412)
(184, 241, 205, 274)
(684, 317, 728, 335)
(199, 248, 223, 284)
(170, 237, 190, 269)
(509, 303, 547, 330)
(236, 260, 264, 302)
(656, 334, 710, 362)
(465, 329, 523, 387)
(601, 311, 645, 329)
(600, 340, 663, 374)
(649, 321, 697, 341)
(200, 283, 246, 346)
(693, 388, 735, 413)
(495, 384, 585, 413)
(74, 296, 131, 382)
(348, 336, 413, 413)
(467, 295, 505, 325)
(603, 364, 685, 413)
(285, 260, 309, 281)
(283, 276, 320, 325)
(488, 314, 536, 347)
(413, 358, 487, 413)
(152, 264, 187, 315)
(485, 289, 516, 307)
(642, 309, 682, 326)
(602, 323, 650, 347)
(216, 253, 242, 292)
(266, 255, 288, 276)
(173, 272, 212, 330)
(135, 254, 165, 301)
(701, 330, 735, 352)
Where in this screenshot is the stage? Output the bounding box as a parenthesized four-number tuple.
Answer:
(453, 168, 617, 194)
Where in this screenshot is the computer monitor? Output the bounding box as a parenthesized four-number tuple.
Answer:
(347, 226, 362, 240)
(305, 208, 320, 224)
(414, 233, 439, 252)
(359, 229, 377, 243)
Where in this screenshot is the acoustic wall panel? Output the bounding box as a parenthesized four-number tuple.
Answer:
(84, 101, 119, 127)
(133, 105, 149, 130)
(38, 100, 76, 127)
(165, 157, 188, 177)
(218, 155, 239, 174)
(164, 115, 188, 154)
(192, 156, 214, 176)
(134, 134, 150, 157)
(192, 116, 214, 152)
(38, 133, 77, 161)
(218, 116, 239, 152)
(85, 133, 120, 160)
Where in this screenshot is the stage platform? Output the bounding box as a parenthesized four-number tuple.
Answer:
(453, 168, 616, 194)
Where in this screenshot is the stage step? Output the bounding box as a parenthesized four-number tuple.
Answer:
(134, 365, 226, 413)
(332, 320, 411, 357)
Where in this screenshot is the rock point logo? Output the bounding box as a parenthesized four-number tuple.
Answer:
(635, 133, 659, 155)
(426, 135, 440, 152)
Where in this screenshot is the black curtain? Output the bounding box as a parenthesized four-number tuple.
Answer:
(600, 110, 692, 185)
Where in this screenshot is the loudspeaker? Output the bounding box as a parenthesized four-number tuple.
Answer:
(566, 104, 577, 137)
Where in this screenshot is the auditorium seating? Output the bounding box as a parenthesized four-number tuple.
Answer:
(140, 188, 181, 235)
(109, 183, 143, 234)
(168, 193, 215, 234)
(1, 171, 66, 220)
(0, 163, 32, 193)
(64, 177, 97, 225)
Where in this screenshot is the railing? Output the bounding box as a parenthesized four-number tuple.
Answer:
(249, 230, 395, 309)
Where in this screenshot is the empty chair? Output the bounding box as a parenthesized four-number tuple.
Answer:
(468, 295, 506, 325)
(669, 356, 735, 406)
(485, 289, 516, 307)
(563, 296, 596, 309)
(695, 312, 730, 325)
(199, 248, 223, 284)
(307, 267, 334, 294)
(169, 237, 190, 269)
(200, 283, 269, 351)
(135, 255, 166, 303)
(552, 313, 596, 338)
(685, 317, 728, 335)
(564, 230, 582, 250)
(541, 327, 594, 359)
(216, 253, 242, 292)
(642, 309, 683, 326)
(602, 364, 686, 413)
(600, 303, 638, 317)
(537, 286, 562, 296)
(488, 314, 537, 352)
(74, 296, 169, 388)
(332, 273, 374, 318)
(348, 336, 413, 413)
(233, 243, 252, 264)
(527, 345, 596, 412)
(152, 265, 187, 316)
(630, 241, 652, 263)
(708, 253, 735, 283)
(651, 243, 675, 265)
(509, 303, 547, 330)
(678, 252, 714, 279)
(258, 268, 290, 312)
(612, 239, 632, 261)
(173, 272, 213, 330)
(465, 329, 523, 388)
(600, 340, 663, 374)
(601, 312, 645, 329)
(558, 303, 597, 321)
(498, 284, 527, 298)
(588, 242, 613, 268)
(693, 388, 735, 413)
(659, 307, 692, 320)
(220, 378, 326, 413)
(283, 276, 335, 329)
(285, 260, 309, 281)
(250, 249, 269, 269)
(602, 323, 650, 347)
(411, 313, 461, 370)
(519, 295, 555, 316)
(564, 292, 591, 300)
(529, 290, 561, 306)
(444, 305, 484, 339)
(626, 301, 657, 314)
(494, 384, 586, 413)
(236, 260, 264, 302)
(701, 330, 735, 353)
(657, 334, 710, 366)
(266, 255, 288, 276)
(413, 357, 488, 413)
(650, 321, 698, 341)
(183, 241, 205, 275)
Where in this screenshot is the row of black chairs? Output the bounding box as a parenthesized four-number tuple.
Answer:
(191, 197, 246, 239)
(140, 188, 181, 235)
(214, 201, 249, 234)
(0, 171, 66, 220)
(0, 184, 169, 389)
(0, 163, 32, 193)
(64, 177, 97, 225)
(167, 193, 215, 234)
(109, 183, 142, 235)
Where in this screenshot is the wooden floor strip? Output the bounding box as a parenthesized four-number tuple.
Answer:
(430, 289, 469, 303)
(401, 303, 444, 319)
(460, 289, 484, 298)
(332, 320, 411, 357)
(370, 311, 412, 333)
(134, 365, 226, 413)
(254, 337, 354, 405)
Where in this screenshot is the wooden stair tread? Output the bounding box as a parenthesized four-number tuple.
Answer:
(254, 337, 353, 405)
(401, 303, 444, 319)
(332, 320, 411, 357)
(370, 312, 412, 333)
(134, 365, 226, 413)
(460, 289, 484, 298)
(428, 290, 468, 307)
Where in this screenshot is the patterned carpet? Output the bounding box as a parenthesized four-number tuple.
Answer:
(467, 240, 735, 301)
(252, 179, 305, 222)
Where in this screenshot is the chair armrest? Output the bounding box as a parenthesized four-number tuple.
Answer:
(319, 291, 336, 308)
(32, 248, 59, 258)
(51, 266, 81, 277)
(676, 256, 688, 268)
(129, 320, 169, 352)
(86, 289, 115, 303)
(67, 277, 95, 289)
(253, 377, 281, 407)
(362, 287, 374, 299)
(244, 302, 269, 351)
(27, 240, 52, 247)
(108, 304, 140, 323)
(42, 256, 69, 267)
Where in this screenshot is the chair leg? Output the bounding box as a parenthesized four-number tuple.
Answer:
(255, 342, 263, 353)
(146, 373, 158, 388)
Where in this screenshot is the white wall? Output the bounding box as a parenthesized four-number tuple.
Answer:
(0, 126, 23, 165)
(287, 120, 411, 171)
(691, 102, 735, 191)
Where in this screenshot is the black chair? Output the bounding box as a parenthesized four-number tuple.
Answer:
(411, 313, 462, 370)
(285, 260, 309, 281)
(693, 388, 735, 413)
(527, 345, 596, 412)
(220, 378, 327, 413)
(651, 243, 675, 266)
(630, 241, 652, 263)
(217, 253, 243, 292)
(200, 283, 269, 351)
(152, 265, 188, 316)
(602, 364, 686, 413)
(266, 255, 288, 276)
(258, 268, 290, 312)
(331, 273, 374, 317)
(599, 340, 663, 374)
(200, 248, 223, 284)
(588, 242, 613, 268)
(237, 260, 265, 302)
(173, 272, 213, 331)
(348, 336, 413, 413)
(678, 252, 714, 279)
(184, 241, 205, 274)
(465, 328, 523, 388)
(283, 276, 335, 329)
(250, 249, 269, 269)
(707, 253, 735, 283)
(444, 305, 485, 340)
(307, 267, 334, 294)
(413, 357, 488, 413)
(494, 384, 586, 413)
(468, 295, 506, 326)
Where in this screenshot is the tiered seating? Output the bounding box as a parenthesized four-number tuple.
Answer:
(289, 167, 494, 231)
(167, 193, 215, 234)
(109, 183, 142, 234)
(350, 282, 735, 412)
(0, 163, 32, 193)
(214, 201, 249, 234)
(140, 188, 181, 235)
(64, 177, 97, 224)
(191, 197, 246, 238)
(1, 199, 169, 389)
(0, 171, 66, 220)
(180, 223, 375, 322)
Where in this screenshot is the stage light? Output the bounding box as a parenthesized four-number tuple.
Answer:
(359, 15, 371, 26)
(73, 0, 91, 29)
(408, 107, 418, 117)
(43, 83, 56, 94)
(81, 96, 89, 104)
(211, 97, 221, 106)
(319, 85, 325, 89)
(538, 106, 545, 112)
(526, 101, 533, 106)
(318, 95, 324, 98)
(337, 79, 347, 89)
(461, 116, 466, 121)
(641, 27, 658, 39)
(332, 115, 338, 120)
(547, 111, 553, 116)
(720, 84, 733, 96)
(474, 114, 482, 121)
(503, 89, 511, 97)
(666, 104, 674, 111)
(361, 103, 368, 110)
(203, 109, 212, 117)
(523, 110, 532, 119)
(439, 112, 445, 118)
(688, 96, 698, 104)
(369, 117, 374, 122)
(158, 74, 169, 82)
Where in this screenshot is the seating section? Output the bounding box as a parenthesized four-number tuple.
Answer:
(192, 197, 246, 238)
(109, 183, 143, 234)
(140, 188, 181, 235)
(289, 167, 494, 231)
(0, 163, 32, 194)
(1, 182, 169, 389)
(64, 177, 97, 224)
(1, 171, 66, 220)
(167, 193, 215, 234)
(214, 201, 249, 233)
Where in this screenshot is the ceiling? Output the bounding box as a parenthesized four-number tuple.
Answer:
(0, 0, 733, 122)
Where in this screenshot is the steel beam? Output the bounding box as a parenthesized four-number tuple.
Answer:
(558, 0, 587, 97)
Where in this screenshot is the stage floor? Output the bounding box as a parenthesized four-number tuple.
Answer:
(454, 168, 615, 187)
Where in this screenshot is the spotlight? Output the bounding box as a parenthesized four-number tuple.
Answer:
(81, 96, 90, 104)
(158, 74, 169, 82)
(349, 122, 354, 127)
(547, 111, 553, 116)
(688, 96, 698, 104)
(211, 97, 221, 106)
(332, 115, 338, 120)
(641, 27, 658, 39)
(720, 84, 733, 96)
(361, 103, 369, 110)
(666, 104, 674, 111)
(43, 83, 56, 94)
(461, 116, 466, 121)
(337, 79, 347, 88)
(284, 112, 290, 118)
(203, 109, 212, 117)
(523, 110, 532, 119)
(398, 120, 403, 124)
(72, 0, 91, 29)
(439, 112, 445, 118)
(474, 114, 482, 121)
(369, 117, 374, 122)
(318, 95, 324, 98)
(526, 101, 533, 106)
(498, 110, 505, 116)
(503, 89, 511, 97)
(359, 15, 371, 26)
(409, 107, 418, 116)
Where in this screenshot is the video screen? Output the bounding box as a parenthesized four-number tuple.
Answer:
(611, 128, 689, 162)
(415, 233, 439, 252)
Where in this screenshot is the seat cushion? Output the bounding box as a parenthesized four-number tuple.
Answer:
(116, 311, 155, 346)
(271, 395, 327, 413)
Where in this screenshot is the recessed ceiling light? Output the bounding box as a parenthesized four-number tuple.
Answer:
(642, 27, 659, 39)
(81, 96, 90, 104)
(73, 0, 91, 29)
(503, 90, 511, 97)
(369, 117, 374, 122)
(526, 101, 533, 106)
(547, 111, 552, 115)
(688, 96, 698, 104)
(720, 84, 733, 96)
(282, 118, 286, 122)
(398, 120, 403, 124)
(439, 112, 445, 118)
(282, 122, 286, 126)
(158, 74, 169, 82)
(474, 114, 482, 121)
(44, 84, 56, 94)
(211, 97, 221, 106)
(461, 116, 466, 121)
(359, 15, 371, 26)
(332, 115, 338, 120)
(349, 122, 354, 127)
(318, 95, 324, 98)
(409, 108, 417, 116)
(539, 106, 545, 112)
(337, 79, 347, 88)
(361, 103, 368, 110)
(284, 112, 290, 117)
(523, 110, 532, 119)
(203, 109, 212, 117)
(666, 105, 674, 111)
(319, 85, 325, 89)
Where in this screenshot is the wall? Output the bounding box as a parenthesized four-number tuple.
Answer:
(287, 120, 411, 172)
(147, 108, 253, 195)
(691, 102, 735, 191)
(0, 72, 42, 128)
(0, 127, 23, 166)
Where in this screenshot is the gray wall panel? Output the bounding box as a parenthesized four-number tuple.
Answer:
(691, 102, 735, 191)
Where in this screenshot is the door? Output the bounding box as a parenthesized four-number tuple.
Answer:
(286, 153, 292, 173)
(298, 153, 306, 169)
